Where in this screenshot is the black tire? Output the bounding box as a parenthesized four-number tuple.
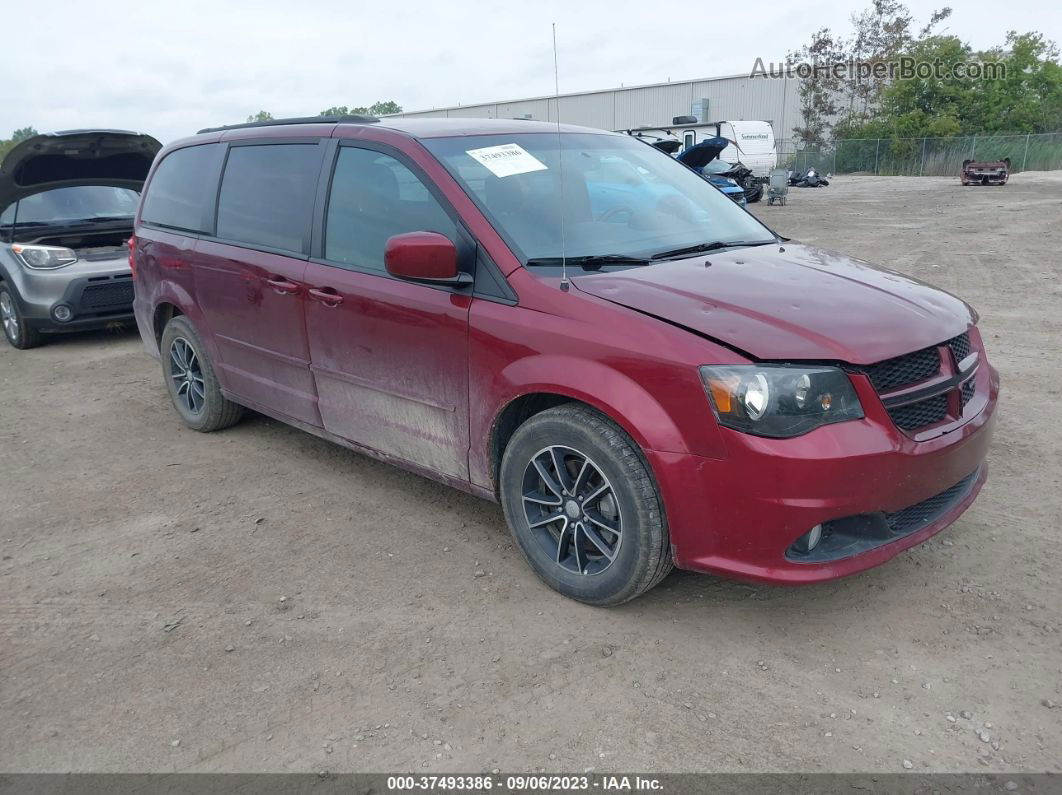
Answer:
(160, 315, 243, 432)
(0, 284, 43, 350)
(499, 404, 672, 606)
(744, 179, 764, 203)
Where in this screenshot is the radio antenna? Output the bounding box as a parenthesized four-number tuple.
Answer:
(553, 23, 569, 292)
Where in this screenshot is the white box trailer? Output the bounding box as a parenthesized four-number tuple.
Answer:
(625, 120, 778, 178)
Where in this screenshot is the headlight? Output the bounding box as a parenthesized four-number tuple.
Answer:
(11, 244, 78, 270)
(700, 365, 863, 438)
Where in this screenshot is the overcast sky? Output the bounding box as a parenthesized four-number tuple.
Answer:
(3, 0, 1059, 143)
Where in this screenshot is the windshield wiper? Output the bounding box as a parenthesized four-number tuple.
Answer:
(72, 216, 135, 224)
(649, 239, 777, 261)
(525, 254, 651, 271)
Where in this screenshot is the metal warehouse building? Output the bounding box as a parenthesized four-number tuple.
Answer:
(392, 73, 802, 140)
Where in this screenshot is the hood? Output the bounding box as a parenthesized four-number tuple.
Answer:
(676, 136, 729, 169)
(0, 129, 162, 210)
(571, 243, 975, 364)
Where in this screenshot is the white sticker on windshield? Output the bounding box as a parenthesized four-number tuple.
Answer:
(465, 143, 548, 178)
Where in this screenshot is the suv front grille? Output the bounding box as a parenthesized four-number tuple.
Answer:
(888, 393, 949, 431)
(858, 332, 976, 434)
(948, 333, 971, 363)
(80, 281, 134, 311)
(862, 345, 941, 392)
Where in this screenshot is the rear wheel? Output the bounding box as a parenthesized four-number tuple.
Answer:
(160, 315, 243, 432)
(499, 404, 671, 606)
(0, 284, 43, 350)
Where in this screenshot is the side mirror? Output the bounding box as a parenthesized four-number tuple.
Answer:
(384, 232, 471, 286)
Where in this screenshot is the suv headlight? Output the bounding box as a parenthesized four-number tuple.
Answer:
(700, 365, 863, 438)
(11, 244, 78, 270)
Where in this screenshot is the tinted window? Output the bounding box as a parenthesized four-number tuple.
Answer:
(216, 144, 321, 253)
(325, 148, 457, 270)
(141, 144, 218, 232)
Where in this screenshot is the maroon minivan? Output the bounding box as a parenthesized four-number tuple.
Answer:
(131, 116, 998, 605)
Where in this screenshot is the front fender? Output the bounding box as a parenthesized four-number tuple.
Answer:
(469, 351, 726, 492)
(499, 354, 690, 454)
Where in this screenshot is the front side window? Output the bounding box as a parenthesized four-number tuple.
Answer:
(141, 144, 219, 233)
(216, 144, 321, 253)
(423, 133, 772, 267)
(324, 147, 457, 270)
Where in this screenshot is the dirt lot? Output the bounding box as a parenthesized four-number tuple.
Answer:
(2, 173, 1061, 775)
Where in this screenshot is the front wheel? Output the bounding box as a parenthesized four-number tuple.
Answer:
(0, 285, 43, 350)
(499, 405, 672, 606)
(160, 315, 243, 432)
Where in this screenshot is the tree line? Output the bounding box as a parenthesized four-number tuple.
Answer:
(0, 101, 403, 161)
(245, 101, 402, 123)
(0, 127, 39, 160)
(788, 0, 1062, 145)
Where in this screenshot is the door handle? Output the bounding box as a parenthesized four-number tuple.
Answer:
(266, 276, 300, 295)
(308, 287, 343, 307)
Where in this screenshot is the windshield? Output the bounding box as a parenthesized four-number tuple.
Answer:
(0, 186, 140, 226)
(422, 133, 772, 265)
(702, 159, 735, 175)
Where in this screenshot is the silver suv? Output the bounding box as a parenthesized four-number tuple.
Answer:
(0, 130, 161, 349)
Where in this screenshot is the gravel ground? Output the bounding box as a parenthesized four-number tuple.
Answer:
(1, 172, 1060, 774)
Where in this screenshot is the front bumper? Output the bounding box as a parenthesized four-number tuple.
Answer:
(20, 269, 134, 332)
(650, 364, 999, 584)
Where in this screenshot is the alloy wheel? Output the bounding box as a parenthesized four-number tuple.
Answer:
(0, 291, 19, 342)
(521, 445, 623, 575)
(169, 337, 206, 415)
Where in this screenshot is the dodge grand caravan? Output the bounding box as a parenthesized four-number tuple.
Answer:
(1, 129, 161, 348)
(131, 116, 998, 605)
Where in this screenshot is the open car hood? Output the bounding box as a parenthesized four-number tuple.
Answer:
(675, 136, 729, 169)
(0, 129, 162, 211)
(571, 243, 975, 364)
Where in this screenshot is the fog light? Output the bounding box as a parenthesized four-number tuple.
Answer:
(791, 524, 823, 555)
(53, 305, 73, 322)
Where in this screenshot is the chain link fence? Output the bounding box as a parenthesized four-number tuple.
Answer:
(776, 132, 1062, 176)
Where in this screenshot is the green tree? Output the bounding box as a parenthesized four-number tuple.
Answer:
(367, 100, 402, 116)
(788, 28, 847, 146)
(246, 110, 274, 123)
(0, 127, 39, 160)
(793, 0, 1062, 141)
(11, 126, 38, 143)
(318, 101, 402, 118)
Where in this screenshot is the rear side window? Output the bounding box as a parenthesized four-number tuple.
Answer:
(141, 144, 218, 232)
(216, 144, 321, 253)
(325, 147, 456, 270)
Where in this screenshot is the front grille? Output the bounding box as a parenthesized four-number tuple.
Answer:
(888, 393, 949, 430)
(948, 332, 971, 364)
(860, 330, 976, 434)
(885, 469, 980, 534)
(80, 281, 134, 310)
(862, 345, 941, 391)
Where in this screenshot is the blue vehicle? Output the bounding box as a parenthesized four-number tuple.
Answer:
(675, 137, 747, 207)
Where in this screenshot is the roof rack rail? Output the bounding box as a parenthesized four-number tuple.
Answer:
(196, 115, 379, 134)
